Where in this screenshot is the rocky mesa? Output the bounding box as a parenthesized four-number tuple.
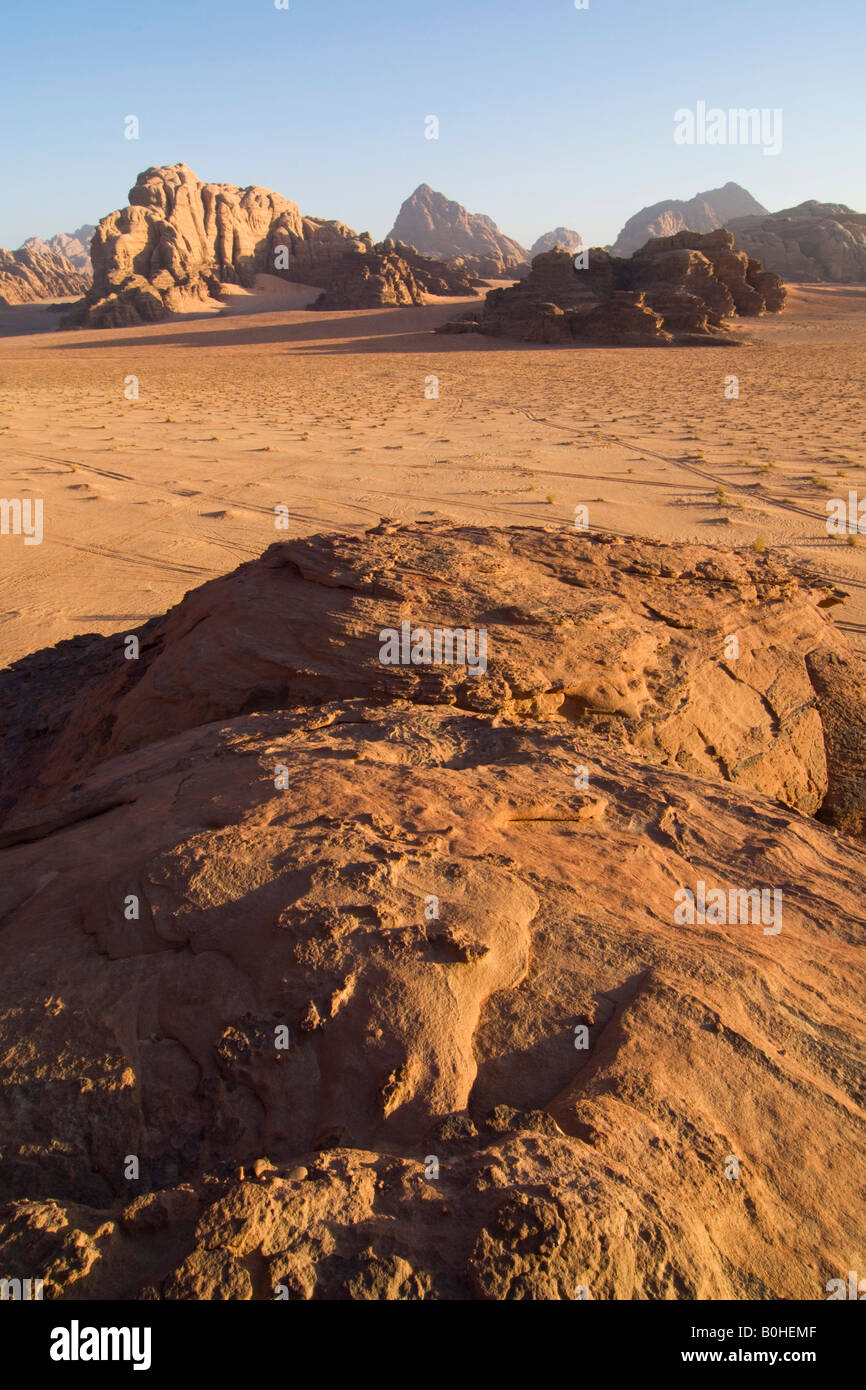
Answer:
(437, 229, 786, 345)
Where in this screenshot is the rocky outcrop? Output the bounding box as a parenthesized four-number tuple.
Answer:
(0, 522, 864, 1299)
(21, 226, 95, 277)
(727, 201, 866, 283)
(612, 182, 767, 257)
(387, 184, 529, 277)
(0, 247, 90, 307)
(437, 249, 653, 344)
(307, 239, 480, 310)
(60, 165, 477, 328)
(0, 523, 854, 829)
(530, 228, 584, 257)
(437, 230, 785, 344)
(630, 227, 788, 317)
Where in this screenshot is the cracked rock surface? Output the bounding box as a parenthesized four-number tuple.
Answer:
(0, 523, 864, 1299)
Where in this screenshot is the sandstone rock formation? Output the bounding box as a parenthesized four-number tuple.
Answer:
(530, 228, 584, 257)
(387, 184, 529, 277)
(0, 246, 90, 307)
(437, 230, 785, 345)
(0, 522, 864, 1299)
(727, 201, 866, 283)
(307, 238, 480, 311)
(611, 182, 767, 257)
(21, 225, 95, 277)
(60, 166, 478, 328)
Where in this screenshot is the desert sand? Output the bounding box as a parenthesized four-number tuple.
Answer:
(1, 280, 865, 671)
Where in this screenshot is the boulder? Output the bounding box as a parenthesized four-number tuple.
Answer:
(0, 521, 860, 845)
(0, 523, 864, 1299)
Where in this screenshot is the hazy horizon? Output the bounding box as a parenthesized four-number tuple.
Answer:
(1, 0, 864, 251)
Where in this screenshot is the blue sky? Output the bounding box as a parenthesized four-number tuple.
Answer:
(1, 0, 864, 250)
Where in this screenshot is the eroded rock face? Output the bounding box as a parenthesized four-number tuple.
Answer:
(20, 226, 95, 277)
(632, 228, 787, 315)
(59, 165, 477, 328)
(306, 238, 480, 310)
(530, 228, 584, 257)
(438, 233, 785, 344)
(0, 247, 90, 307)
(387, 184, 529, 277)
(0, 522, 856, 826)
(727, 201, 866, 283)
(611, 182, 767, 257)
(0, 523, 864, 1300)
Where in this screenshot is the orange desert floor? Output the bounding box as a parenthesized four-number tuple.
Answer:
(1, 280, 865, 669)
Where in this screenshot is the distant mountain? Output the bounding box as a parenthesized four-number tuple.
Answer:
(61, 164, 480, 329)
(388, 184, 529, 275)
(611, 183, 766, 256)
(530, 228, 583, 257)
(727, 201, 866, 283)
(0, 246, 90, 307)
(21, 225, 94, 277)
